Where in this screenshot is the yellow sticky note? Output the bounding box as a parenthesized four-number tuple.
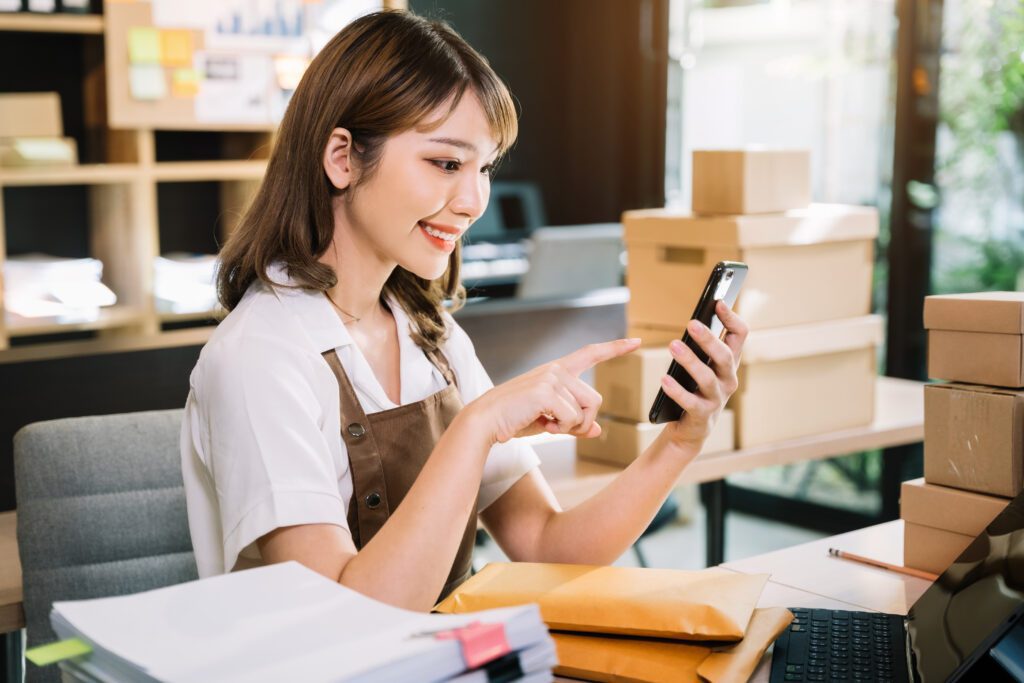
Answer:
(128, 26, 161, 64)
(161, 29, 194, 68)
(172, 68, 200, 98)
(25, 638, 92, 667)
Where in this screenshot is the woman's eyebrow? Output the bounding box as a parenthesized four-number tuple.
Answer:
(427, 137, 500, 159)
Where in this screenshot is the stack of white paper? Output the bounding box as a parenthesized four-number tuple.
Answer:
(154, 253, 219, 314)
(49, 562, 556, 683)
(3, 254, 117, 320)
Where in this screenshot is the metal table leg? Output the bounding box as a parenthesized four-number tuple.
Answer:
(4, 629, 24, 683)
(701, 480, 727, 567)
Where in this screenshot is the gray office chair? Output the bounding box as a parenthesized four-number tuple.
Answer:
(13, 410, 197, 683)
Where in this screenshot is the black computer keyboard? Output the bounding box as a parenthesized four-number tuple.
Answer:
(769, 608, 909, 682)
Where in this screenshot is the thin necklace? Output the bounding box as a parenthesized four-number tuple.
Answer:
(324, 291, 372, 324)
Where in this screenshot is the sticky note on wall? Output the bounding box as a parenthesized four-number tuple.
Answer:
(161, 30, 194, 68)
(129, 64, 167, 101)
(172, 68, 200, 98)
(128, 27, 162, 64)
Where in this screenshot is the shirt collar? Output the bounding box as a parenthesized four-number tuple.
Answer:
(265, 262, 411, 354)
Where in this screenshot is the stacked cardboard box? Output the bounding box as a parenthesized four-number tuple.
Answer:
(617, 149, 882, 448)
(901, 293, 1024, 573)
(0, 92, 77, 167)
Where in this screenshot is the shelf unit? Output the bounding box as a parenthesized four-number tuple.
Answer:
(0, 2, 405, 354)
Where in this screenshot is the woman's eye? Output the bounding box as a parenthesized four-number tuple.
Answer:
(432, 159, 461, 173)
(481, 164, 495, 178)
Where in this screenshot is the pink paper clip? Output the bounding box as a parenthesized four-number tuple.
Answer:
(435, 621, 511, 669)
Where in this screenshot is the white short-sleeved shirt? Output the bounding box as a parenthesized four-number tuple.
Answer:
(180, 263, 539, 578)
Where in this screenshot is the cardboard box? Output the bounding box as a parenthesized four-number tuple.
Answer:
(0, 92, 63, 139)
(732, 315, 882, 447)
(627, 325, 679, 348)
(900, 478, 1008, 535)
(924, 292, 1024, 387)
(595, 346, 673, 422)
(923, 382, 1024, 497)
(903, 522, 975, 575)
(577, 410, 734, 466)
(623, 204, 878, 331)
(692, 149, 811, 215)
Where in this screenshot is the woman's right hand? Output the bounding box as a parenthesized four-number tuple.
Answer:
(464, 338, 643, 445)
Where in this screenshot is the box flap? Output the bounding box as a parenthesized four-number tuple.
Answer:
(900, 477, 1009, 535)
(926, 381, 1024, 399)
(923, 293, 1024, 334)
(622, 204, 878, 249)
(742, 315, 883, 364)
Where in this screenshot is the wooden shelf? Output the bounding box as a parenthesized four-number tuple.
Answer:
(152, 160, 268, 182)
(5, 305, 147, 338)
(0, 164, 139, 187)
(0, 12, 103, 34)
(157, 308, 223, 324)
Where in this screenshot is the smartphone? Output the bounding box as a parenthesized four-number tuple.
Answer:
(648, 261, 748, 424)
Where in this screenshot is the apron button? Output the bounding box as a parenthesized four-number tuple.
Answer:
(347, 423, 366, 438)
(365, 492, 381, 508)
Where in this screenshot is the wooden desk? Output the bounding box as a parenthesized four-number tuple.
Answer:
(539, 376, 925, 564)
(730, 520, 930, 682)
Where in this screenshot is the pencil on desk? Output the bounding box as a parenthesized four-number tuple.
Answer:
(828, 547, 939, 582)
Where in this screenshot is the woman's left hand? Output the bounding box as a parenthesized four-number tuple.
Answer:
(659, 300, 748, 451)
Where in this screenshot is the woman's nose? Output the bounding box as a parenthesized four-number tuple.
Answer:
(449, 173, 489, 220)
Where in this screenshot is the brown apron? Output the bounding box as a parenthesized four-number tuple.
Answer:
(322, 345, 477, 603)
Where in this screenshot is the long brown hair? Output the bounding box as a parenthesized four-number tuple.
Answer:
(216, 10, 518, 354)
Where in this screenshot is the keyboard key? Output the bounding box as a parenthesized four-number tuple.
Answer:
(784, 674, 803, 681)
(787, 632, 808, 664)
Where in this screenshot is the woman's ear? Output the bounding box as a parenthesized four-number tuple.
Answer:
(323, 127, 357, 190)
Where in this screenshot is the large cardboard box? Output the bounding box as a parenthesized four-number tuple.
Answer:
(692, 149, 811, 215)
(577, 410, 734, 466)
(732, 315, 882, 447)
(623, 204, 878, 331)
(0, 92, 63, 139)
(923, 382, 1024, 497)
(594, 346, 673, 422)
(924, 292, 1024, 387)
(901, 478, 1008, 573)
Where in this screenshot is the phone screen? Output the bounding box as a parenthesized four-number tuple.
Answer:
(648, 261, 748, 424)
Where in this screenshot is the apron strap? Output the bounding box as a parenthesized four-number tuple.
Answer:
(321, 350, 391, 547)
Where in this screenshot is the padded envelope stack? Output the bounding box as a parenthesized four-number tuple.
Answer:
(619, 149, 881, 448)
(436, 562, 792, 683)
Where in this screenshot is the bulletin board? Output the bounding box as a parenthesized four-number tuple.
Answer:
(103, 0, 385, 131)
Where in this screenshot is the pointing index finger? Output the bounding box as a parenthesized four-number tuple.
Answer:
(559, 338, 642, 376)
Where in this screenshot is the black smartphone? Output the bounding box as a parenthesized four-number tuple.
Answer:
(648, 261, 748, 424)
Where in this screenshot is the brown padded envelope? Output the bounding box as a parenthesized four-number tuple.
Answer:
(552, 607, 794, 683)
(435, 562, 769, 641)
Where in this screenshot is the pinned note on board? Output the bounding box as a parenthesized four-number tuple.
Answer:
(161, 30, 194, 68)
(129, 64, 168, 101)
(172, 69, 201, 98)
(128, 27, 162, 64)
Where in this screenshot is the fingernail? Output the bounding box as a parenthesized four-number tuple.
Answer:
(670, 339, 684, 353)
(627, 337, 642, 344)
(688, 320, 703, 335)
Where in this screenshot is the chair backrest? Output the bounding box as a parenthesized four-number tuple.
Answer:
(13, 409, 197, 682)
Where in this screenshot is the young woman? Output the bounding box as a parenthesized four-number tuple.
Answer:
(180, 10, 748, 612)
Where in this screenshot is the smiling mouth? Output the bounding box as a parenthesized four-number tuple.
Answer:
(418, 222, 460, 243)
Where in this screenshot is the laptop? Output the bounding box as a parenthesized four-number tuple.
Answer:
(770, 489, 1024, 682)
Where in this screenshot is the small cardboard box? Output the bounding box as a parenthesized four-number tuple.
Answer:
(692, 149, 811, 215)
(623, 204, 878, 331)
(595, 346, 673, 422)
(923, 382, 1024, 497)
(0, 92, 63, 139)
(732, 315, 882, 447)
(924, 292, 1024, 387)
(577, 410, 734, 466)
(903, 523, 974, 575)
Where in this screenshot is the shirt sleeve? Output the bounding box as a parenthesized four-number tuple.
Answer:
(442, 314, 541, 511)
(194, 335, 350, 572)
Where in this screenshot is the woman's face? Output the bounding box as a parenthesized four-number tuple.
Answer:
(340, 92, 500, 281)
